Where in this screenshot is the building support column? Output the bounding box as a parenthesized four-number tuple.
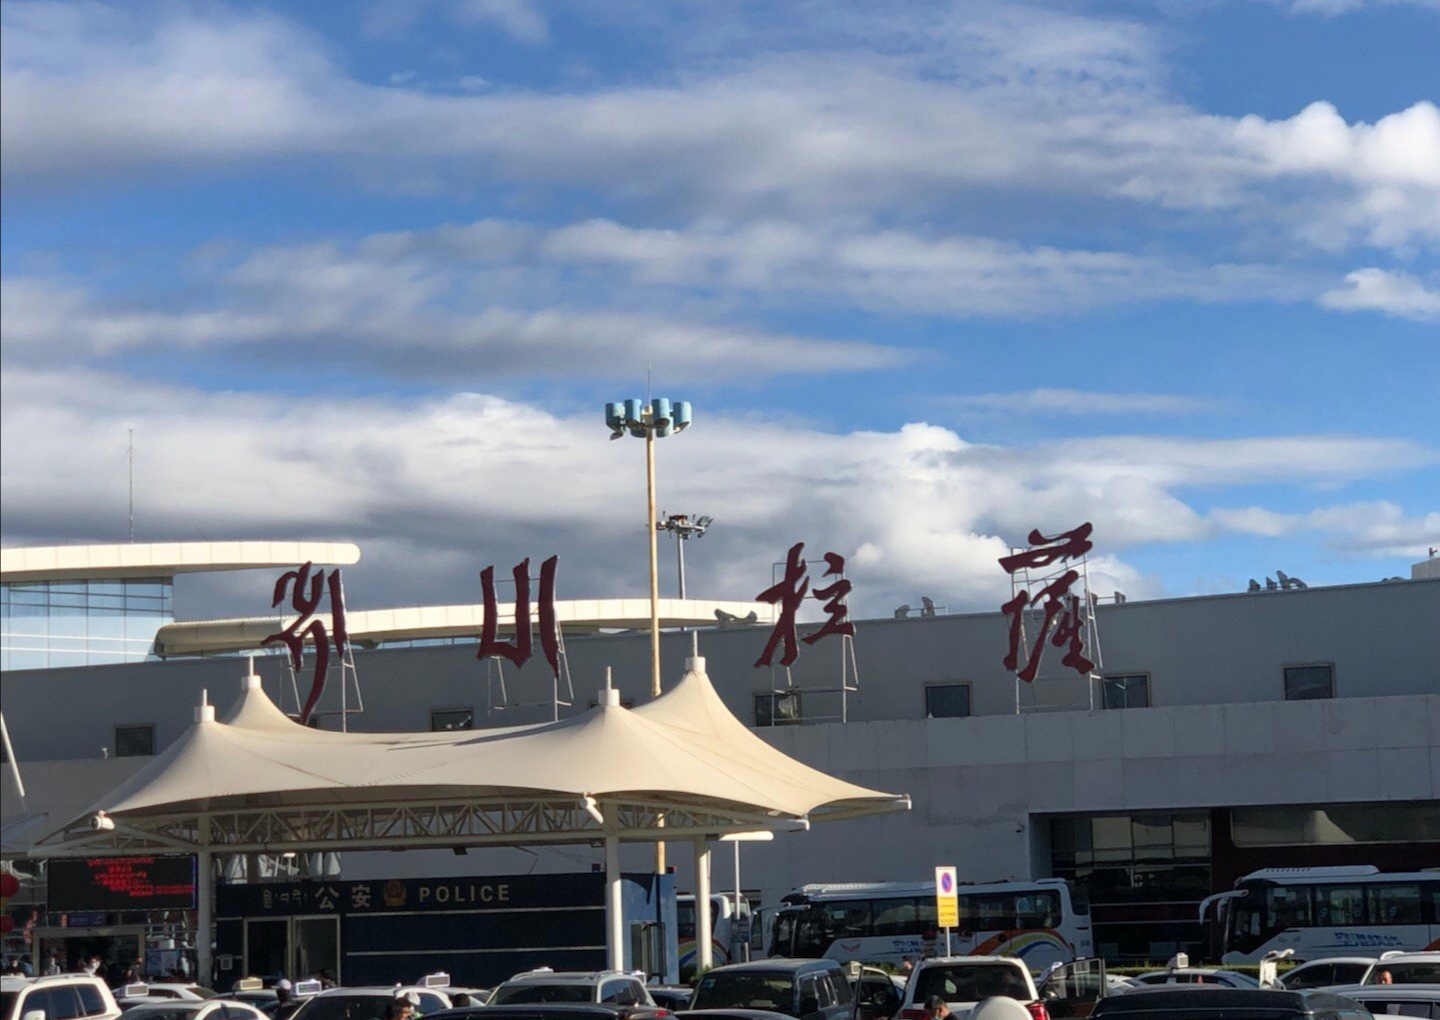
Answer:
(605, 831, 624, 972)
(694, 838, 713, 973)
(196, 847, 213, 986)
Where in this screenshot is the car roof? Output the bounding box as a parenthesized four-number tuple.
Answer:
(501, 972, 636, 984)
(678, 1011, 802, 1020)
(1327, 983, 1440, 996)
(1375, 952, 1440, 964)
(424, 1007, 659, 1020)
(698, 959, 841, 975)
(915, 957, 1026, 967)
(1095, 988, 1357, 1012)
(1287, 957, 1378, 967)
(5, 976, 108, 990)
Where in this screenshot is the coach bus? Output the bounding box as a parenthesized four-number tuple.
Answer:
(1200, 867, 1440, 964)
(678, 893, 753, 979)
(766, 878, 1092, 973)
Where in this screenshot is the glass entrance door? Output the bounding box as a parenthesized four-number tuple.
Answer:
(292, 916, 340, 981)
(245, 919, 289, 978)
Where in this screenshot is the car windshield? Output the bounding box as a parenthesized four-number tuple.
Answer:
(489, 987, 592, 1005)
(186, 990, 218, 1000)
(121, 1008, 202, 1020)
(691, 972, 796, 1013)
(3, 991, 18, 1020)
(914, 964, 1030, 1003)
(1371, 962, 1440, 984)
(293, 996, 393, 1020)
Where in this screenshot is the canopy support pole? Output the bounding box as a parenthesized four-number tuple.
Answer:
(694, 838, 713, 972)
(196, 846, 213, 986)
(605, 829, 624, 972)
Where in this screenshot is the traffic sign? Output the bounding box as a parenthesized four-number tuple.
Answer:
(934, 866, 958, 929)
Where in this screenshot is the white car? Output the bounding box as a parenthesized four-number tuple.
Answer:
(1360, 951, 1440, 986)
(486, 970, 655, 1008)
(287, 987, 452, 1020)
(895, 956, 1040, 1020)
(1277, 957, 1379, 990)
(114, 986, 218, 1009)
(2, 975, 122, 1020)
(1127, 968, 1260, 990)
(118, 1001, 269, 1020)
(1329, 983, 1440, 1017)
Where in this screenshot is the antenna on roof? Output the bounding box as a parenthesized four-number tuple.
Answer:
(127, 428, 135, 543)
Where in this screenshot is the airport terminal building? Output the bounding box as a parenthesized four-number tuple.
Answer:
(2, 541, 1437, 968)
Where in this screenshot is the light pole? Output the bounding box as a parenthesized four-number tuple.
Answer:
(658, 512, 712, 655)
(605, 398, 692, 876)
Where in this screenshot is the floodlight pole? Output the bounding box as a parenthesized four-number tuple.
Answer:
(605, 397, 692, 879)
(647, 424, 661, 702)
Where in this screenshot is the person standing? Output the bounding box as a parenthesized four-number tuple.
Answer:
(44, 950, 63, 976)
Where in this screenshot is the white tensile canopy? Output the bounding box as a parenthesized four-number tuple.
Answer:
(34, 656, 908, 976)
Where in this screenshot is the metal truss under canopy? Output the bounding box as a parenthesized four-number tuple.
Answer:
(36, 796, 808, 858)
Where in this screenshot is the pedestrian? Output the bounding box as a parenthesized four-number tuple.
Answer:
(385, 993, 418, 1020)
(44, 950, 63, 976)
(899, 957, 915, 975)
(923, 994, 951, 1020)
(274, 979, 301, 1020)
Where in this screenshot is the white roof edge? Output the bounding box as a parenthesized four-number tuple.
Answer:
(1, 541, 362, 582)
(154, 598, 777, 655)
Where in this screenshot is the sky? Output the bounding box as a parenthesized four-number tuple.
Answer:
(1, 0, 1437, 622)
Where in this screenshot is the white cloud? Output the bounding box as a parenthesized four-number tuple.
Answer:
(3, 3, 1437, 252)
(1213, 501, 1440, 556)
(950, 389, 1216, 415)
(1318, 268, 1440, 321)
(3, 368, 1431, 615)
(0, 272, 903, 383)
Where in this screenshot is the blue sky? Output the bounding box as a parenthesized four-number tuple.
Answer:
(1, 0, 1436, 618)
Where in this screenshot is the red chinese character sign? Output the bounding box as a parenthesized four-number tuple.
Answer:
(999, 523, 1097, 683)
(754, 543, 855, 668)
(477, 555, 561, 678)
(263, 562, 348, 725)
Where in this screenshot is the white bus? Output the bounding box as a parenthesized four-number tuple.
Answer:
(765, 879, 1093, 973)
(678, 893, 753, 979)
(1200, 866, 1440, 964)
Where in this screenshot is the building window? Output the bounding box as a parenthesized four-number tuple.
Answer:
(924, 683, 972, 719)
(755, 691, 802, 727)
(1284, 663, 1334, 700)
(430, 708, 474, 731)
(114, 724, 155, 757)
(1102, 674, 1150, 709)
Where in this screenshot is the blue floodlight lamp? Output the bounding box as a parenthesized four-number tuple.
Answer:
(605, 402, 625, 439)
(672, 401, 692, 432)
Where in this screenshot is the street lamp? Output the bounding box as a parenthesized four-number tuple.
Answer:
(658, 512, 712, 655)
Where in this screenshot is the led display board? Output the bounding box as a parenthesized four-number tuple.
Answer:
(48, 856, 197, 912)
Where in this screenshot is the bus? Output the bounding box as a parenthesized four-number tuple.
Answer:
(766, 879, 1092, 973)
(1201, 867, 1440, 964)
(678, 893, 753, 979)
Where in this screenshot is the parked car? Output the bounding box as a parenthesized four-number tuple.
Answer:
(427, 1004, 668, 1020)
(119, 1001, 269, 1020)
(2, 975, 123, 1020)
(1360, 952, 1440, 985)
(848, 967, 902, 1020)
(1330, 983, 1440, 1017)
(287, 987, 452, 1020)
(895, 956, 1043, 1020)
(114, 987, 219, 1010)
(1279, 959, 1381, 991)
(689, 960, 855, 1020)
(1126, 968, 1260, 990)
(1090, 988, 1373, 1018)
(487, 971, 655, 1009)
(646, 988, 693, 1012)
